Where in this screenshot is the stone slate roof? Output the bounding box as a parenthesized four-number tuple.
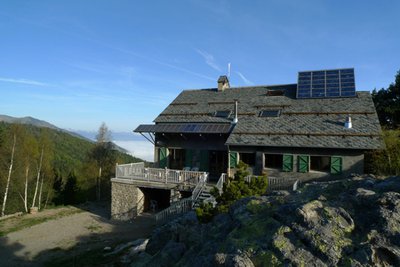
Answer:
(152, 84, 384, 150)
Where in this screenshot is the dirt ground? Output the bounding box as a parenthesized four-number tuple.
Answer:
(0, 203, 156, 266)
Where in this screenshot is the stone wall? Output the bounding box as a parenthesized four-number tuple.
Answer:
(111, 179, 142, 221)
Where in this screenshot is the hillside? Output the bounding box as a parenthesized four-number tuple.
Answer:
(0, 121, 143, 214)
(0, 114, 59, 129)
(0, 122, 140, 177)
(127, 175, 400, 266)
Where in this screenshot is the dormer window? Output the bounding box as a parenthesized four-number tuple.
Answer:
(259, 110, 281, 117)
(214, 110, 232, 118)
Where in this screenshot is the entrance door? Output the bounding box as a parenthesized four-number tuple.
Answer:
(209, 150, 228, 180)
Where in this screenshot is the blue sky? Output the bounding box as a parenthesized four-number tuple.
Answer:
(1, 0, 399, 133)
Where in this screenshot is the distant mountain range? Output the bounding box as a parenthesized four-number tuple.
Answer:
(72, 130, 145, 141)
(0, 114, 60, 130)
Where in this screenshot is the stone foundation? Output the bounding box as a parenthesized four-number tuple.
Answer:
(111, 179, 143, 220)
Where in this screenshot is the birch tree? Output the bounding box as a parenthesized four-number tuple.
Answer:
(1, 133, 16, 216)
(18, 130, 38, 212)
(31, 129, 53, 209)
(91, 122, 115, 201)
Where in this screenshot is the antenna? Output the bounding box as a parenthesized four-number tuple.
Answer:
(228, 63, 231, 78)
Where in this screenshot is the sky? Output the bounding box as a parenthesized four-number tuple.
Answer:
(1, 0, 399, 134)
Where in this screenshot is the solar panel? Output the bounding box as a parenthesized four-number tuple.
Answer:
(134, 123, 232, 134)
(297, 68, 356, 98)
(259, 110, 281, 117)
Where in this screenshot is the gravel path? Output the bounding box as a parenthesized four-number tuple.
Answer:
(0, 204, 155, 266)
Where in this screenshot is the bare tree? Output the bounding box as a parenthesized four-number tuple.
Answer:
(91, 122, 115, 201)
(17, 130, 38, 213)
(1, 134, 16, 217)
(31, 146, 43, 208)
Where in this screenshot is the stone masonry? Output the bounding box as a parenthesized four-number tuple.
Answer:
(111, 179, 143, 220)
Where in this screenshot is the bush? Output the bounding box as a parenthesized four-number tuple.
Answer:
(196, 161, 268, 222)
(195, 202, 215, 223)
(365, 130, 400, 175)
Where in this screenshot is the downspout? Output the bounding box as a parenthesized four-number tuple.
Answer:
(227, 145, 231, 177)
(232, 100, 238, 125)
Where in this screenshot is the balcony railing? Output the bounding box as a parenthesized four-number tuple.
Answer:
(115, 162, 207, 185)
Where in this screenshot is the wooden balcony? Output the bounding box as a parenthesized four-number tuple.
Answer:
(113, 162, 208, 190)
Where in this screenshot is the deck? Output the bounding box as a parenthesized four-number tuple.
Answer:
(113, 162, 208, 190)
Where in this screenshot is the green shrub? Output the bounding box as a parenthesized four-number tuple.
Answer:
(365, 130, 400, 175)
(195, 161, 268, 223)
(195, 202, 215, 223)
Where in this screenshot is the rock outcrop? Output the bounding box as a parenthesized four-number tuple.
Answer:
(129, 175, 400, 266)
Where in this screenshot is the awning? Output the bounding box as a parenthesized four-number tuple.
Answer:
(134, 123, 233, 134)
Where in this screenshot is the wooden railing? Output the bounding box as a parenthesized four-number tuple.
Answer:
(244, 175, 299, 192)
(155, 197, 193, 223)
(115, 162, 206, 185)
(155, 173, 208, 223)
(191, 173, 208, 208)
(216, 173, 227, 195)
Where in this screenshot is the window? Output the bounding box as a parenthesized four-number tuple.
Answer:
(310, 156, 330, 172)
(259, 110, 281, 117)
(239, 153, 256, 166)
(265, 154, 283, 169)
(214, 110, 231, 118)
(266, 90, 285, 96)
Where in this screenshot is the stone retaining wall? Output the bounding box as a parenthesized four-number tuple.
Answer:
(111, 180, 141, 220)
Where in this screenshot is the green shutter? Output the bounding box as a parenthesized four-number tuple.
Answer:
(330, 156, 342, 175)
(282, 154, 293, 172)
(185, 149, 193, 167)
(298, 155, 309, 173)
(159, 147, 167, 168)
(230, 151, 238, 168)
(200, 150, 209, 171)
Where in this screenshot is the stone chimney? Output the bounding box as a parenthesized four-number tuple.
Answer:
(217, 75, 230, 92)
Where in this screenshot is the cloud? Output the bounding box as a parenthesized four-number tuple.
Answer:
(110, 46, 215, 81)
(195, 49, 222, 72)
(235, 71, 254, 85)
(0, 77, 49, 86)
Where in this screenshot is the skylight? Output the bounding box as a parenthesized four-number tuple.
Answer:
(266, 90, 285, 96)
(259, 110, 281, 117)
(214, 110, 232, 118)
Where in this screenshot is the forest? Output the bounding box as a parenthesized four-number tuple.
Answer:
(369, 70, 400, 176)
(0, 122, 141, 216)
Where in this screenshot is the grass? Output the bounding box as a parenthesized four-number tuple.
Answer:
(0, 206, 83, 237)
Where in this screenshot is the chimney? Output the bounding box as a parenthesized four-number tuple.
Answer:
(345, 115, 352, 129)
(217, 75, 230, 92)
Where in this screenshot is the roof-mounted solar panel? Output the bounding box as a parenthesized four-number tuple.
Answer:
(297, 68, 356, 99)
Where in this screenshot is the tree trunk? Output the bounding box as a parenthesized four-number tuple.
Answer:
(23, 165, 29, 213)
(44, 182, 51, 209)
(97, 167, 102, 201)
(32, 147, 44, 208)
(1, 134, 16, 217)
(38, 175, 44, 210)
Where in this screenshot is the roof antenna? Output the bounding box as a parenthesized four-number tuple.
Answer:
(228, 63, 231, 78)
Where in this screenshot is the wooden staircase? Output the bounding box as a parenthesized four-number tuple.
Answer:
(155, 173, 225, 224)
